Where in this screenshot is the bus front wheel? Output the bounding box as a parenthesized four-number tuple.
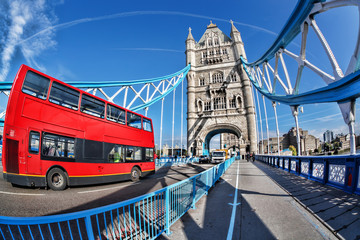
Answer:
(47, 168, 67, 191)
(130, 167, 141, 182)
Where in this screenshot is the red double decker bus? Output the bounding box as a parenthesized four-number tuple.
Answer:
(2, 65, 155, 190)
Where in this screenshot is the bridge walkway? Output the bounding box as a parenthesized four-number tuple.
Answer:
(158, 159, 359, 240)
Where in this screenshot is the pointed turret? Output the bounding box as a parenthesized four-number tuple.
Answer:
(185, 27, 196, 67)
(230, 20, 246, 60)
(187, 27, 195, 41)
(230, 20, 243, 43)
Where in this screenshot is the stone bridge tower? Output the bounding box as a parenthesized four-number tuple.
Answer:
(185, 21, 256, 156)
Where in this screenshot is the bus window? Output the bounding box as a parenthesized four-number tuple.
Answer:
(107, 105, 126, 124)
(108, 145, 124, 163)
(80, 94, 105, 118)
(146, 148, 154, 161)
(126, 146, 142, 161)
(22, 71, 50, 100)
(42, 133, 75, 158)
(143, 118, 152, 132)
(127, 112, 142, 129)
(134, 147, 142, 160)
(29, 131, 40, 154)
(49, 82, 80, 110)
(126, 146, 134, 161)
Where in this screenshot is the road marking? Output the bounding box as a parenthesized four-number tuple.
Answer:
(78, 182, 140, 194)
(227, 161, 240, 240)
(0, 191, 45, 196)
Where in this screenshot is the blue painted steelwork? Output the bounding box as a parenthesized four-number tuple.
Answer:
(245, 0, 323, 66)
(256, 154, 360, 195)
(0, 64, 190, 91)
(155, 157, 199, 167)
(0, 64, 190, 115)
(240, 0, 360, 105)
(68, 65, 190, 88)
(242, 57, 360, 105)
(0, 157, 235, 239)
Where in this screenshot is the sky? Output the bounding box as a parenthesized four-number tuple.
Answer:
(0, 0, 358, 150)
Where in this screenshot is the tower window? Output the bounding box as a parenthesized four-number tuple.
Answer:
(208, 39, 213, 47)
(216, 49, 221, 55)
(214, 97, 226, 110)
(199, 77, 205, 86)
(204, 102, 211, 111)
(229, 98, 236, 108)
(212, 73, 223, 83)
(214, 38, 219, 46)
(203, 52, 207, 58)
(230, 73, 237, 82)
(222, 48, 228, 54)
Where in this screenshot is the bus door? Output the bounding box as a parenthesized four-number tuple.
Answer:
(4, 127, 26, 174)
(26, 130, 41, 174)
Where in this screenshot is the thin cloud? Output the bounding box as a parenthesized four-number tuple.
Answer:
(0, 0, 58, 81)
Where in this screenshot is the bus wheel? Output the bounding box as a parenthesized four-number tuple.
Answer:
(47, 168, 67, 191)
(130, 167, 141, 182)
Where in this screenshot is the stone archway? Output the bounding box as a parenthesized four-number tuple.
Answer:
(200, 123, 243, 155)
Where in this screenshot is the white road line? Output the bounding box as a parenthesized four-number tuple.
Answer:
(0, 191, 45, 196)
(227, 161, 240, 240)
(78, 182, 139, 194)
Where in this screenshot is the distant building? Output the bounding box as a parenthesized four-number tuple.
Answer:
(334, 133, 351, 150)
(259, 127, 320, 155)
(259, 137, 284, 154)
(161, 144, 187, 157)
(282, 127, 320, 155)
(323, 130, 334, 143)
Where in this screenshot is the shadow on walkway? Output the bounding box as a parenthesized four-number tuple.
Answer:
(254, 161, 360, 240)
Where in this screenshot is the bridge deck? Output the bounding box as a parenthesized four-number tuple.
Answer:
(160, 159, 360, 240)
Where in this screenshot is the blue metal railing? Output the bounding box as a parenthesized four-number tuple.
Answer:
(256, 154, 360, 195)
(0, 157, 235, 239)
(155, 157, 199, 167)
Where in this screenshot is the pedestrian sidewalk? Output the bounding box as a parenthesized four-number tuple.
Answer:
(160, 159, 337, 240)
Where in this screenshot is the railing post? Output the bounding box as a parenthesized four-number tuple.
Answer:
(85, 215, 95, 240)
(192, 177, 197, 209)
(165, 187, 172, 235)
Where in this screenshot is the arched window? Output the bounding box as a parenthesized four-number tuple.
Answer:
(229, 98, 236, 109)
(197, 99, 203, 112)
(208, 39, 213, 47)
(236, 95, 243, 109)
(214, 38, 219, 46)
(230, 73, 237, 82)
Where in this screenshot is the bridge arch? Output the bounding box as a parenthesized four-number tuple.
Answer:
(199, 123, 245, 155)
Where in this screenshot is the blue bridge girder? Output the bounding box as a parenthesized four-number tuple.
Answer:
(240, 0, 360, 155)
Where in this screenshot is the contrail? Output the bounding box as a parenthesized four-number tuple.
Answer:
(18, 10, 277, 45)
(113, 48, 184, 53)
(2, 10, 278, 82)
